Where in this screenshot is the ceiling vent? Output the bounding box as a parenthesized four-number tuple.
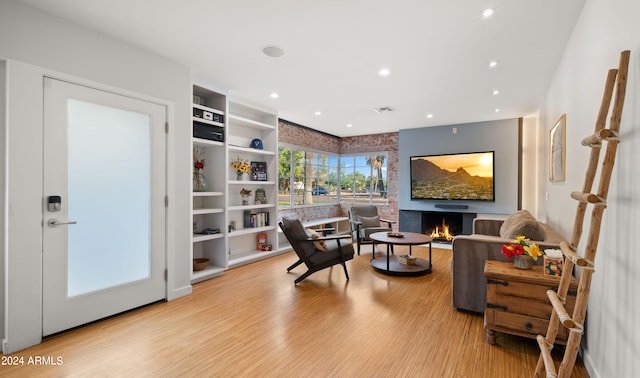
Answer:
(373, 106, 395, 113)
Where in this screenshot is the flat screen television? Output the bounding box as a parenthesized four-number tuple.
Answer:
(410, 151, 495, 201)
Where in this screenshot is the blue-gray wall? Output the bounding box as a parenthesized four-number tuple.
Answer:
(398, 118, 520, 215)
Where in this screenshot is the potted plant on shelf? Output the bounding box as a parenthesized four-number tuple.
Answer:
(231, 157, 250, 180)
(240, 188, 252, 205)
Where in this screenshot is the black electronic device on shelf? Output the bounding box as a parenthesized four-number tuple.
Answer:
(193, 121, 224, 142)
(193, 107, 224, 123)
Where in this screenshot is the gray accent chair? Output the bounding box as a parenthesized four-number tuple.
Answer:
(451, 210, 565, 313)
(279, 216, 354, 285)
(348, 205, 396, 255)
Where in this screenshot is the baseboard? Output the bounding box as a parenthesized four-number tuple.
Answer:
(583, 348, 600, 378)
(167, 285, 192, 301)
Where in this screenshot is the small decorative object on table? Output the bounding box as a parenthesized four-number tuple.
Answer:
(397, 254, 417, 265)
(231, 157, 250, 180)
(193, 148, 209, 192)
(240, 188, 252, 205)
(387, 232, 404, 238)
(501, 235, 541, 270)
(544, 249, 564, 276)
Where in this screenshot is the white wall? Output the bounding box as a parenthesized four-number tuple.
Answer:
(0, 1, 192, 353)
(0, 60, 6, 346)
(541, 0, 639, 376)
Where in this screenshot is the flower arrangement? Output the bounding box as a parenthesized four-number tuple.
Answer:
(194, 159, 205, 171)
(192, 147, 209, 192)
(193, 147, 206, 171)
(231, 157, 250, 178)
(240, 188, 252, 205)
(501, 235, 542, 260)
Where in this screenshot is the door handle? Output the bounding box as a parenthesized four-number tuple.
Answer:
(47, 219, 78, 227)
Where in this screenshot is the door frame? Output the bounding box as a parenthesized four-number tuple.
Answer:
(2, 61, 177, 354)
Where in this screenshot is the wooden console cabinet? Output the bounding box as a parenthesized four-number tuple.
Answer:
(484, 260, 578, 345)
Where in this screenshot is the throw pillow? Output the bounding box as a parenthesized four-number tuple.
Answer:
(359, 215, 380, 228)
(306, 228, 327, 252)
(499, 210, 546, 241)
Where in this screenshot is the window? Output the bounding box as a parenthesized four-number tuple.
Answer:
(340, 154, 388, 205)
(278, 146, 339, 207)
(278, 147, 387, 207)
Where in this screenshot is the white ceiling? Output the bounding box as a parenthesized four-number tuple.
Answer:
(22, 0, 586, 137)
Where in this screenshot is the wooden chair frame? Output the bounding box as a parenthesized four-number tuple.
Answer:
(279, 221, 353, 285)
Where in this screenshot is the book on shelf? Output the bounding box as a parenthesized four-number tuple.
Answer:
(244, 211, 270, 229)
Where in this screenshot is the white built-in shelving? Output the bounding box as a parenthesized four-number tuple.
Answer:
(190, 85, 227, 283)
(189, 85, 286, 283)
(226, 100, 284, 268)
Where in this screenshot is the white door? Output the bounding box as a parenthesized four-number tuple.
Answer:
(42, 78, 167, 336)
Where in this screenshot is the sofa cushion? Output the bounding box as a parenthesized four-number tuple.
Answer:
(359, 215, 380, 228)
(499, 210, 546, 241)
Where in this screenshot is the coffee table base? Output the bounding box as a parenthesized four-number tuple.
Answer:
(370, 257, 432, 276)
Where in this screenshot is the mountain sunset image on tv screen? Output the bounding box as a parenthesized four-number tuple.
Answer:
(410, 151, 495, 201)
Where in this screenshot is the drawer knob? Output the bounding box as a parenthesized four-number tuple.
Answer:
(525, 322, 533, 330)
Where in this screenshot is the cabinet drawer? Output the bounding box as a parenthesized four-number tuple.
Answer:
(487, 283, 577, 318)
(489, 279, 559, 302)
(486, 309, 569, 341)
(494, 311, 548, 336)
(487, 294, 553, 318)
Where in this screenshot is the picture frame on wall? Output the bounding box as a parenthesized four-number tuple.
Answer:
(549, 114, 566, 182)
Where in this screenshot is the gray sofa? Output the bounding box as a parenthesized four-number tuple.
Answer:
(451, 210, 565, 313)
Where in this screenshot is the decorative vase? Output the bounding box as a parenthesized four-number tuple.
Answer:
(514, 255, 533, 270)
(193, 169, 209, 192)
(241, 194, 249, 206)
(236, 173, 244, 181)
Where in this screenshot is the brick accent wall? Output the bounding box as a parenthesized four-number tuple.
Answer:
(278, 120, 340, 153)
(278, 120, 399, 230)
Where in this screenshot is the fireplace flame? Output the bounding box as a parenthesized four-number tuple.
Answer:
(429, 219, 455, 241)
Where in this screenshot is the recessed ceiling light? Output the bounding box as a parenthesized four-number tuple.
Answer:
(426, 114, 434, 118)
(270, 92, 279, 99)
(493, 90, 500, 96)
(482, 8, 494, 19)
(314, 111, 322, 116)
(346, 124, 353, 128)
(378, 68, 390, 77)
(495, 108, 501, 113)
(489, 60, 498, 68)
(262, 45, 285, 58)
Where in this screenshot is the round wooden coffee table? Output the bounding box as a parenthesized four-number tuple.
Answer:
(369, 232, 433, 276)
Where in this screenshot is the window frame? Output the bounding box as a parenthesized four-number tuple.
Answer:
(338, 152, 389, 206)
(278, 143, 340, 208)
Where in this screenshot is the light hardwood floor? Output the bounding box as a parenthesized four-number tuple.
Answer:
(1, 246, 588, 377)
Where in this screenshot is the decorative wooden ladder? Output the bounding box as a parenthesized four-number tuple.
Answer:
(534, 50, 630, 378)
